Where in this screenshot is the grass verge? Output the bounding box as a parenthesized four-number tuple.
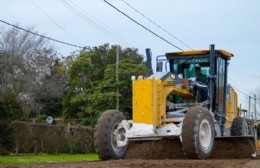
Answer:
(0, 153, 99, 165)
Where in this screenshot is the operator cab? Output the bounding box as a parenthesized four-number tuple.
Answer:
(157, 45, 234, 129)
(167, 52, 211, 103)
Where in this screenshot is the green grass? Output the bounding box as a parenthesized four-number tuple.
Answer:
(0, 153, 99, 165)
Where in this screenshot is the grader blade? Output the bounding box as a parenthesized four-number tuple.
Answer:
(125, 137, 255, 159)
(125, 139, 185, 159)
(211, 137, 256, 159)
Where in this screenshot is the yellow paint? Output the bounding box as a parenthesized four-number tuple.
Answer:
(132, 76, 194, 127)
(162, 76, 194, 99)
(225, 86, 239, 129)
(132, 79, 158, 127)
(132, 76, 243, 130)
(257, 140, 260, 150)
(166, 49, 233, 60)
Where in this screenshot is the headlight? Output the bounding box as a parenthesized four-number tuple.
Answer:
(131, 75, 136, 81)
(178, 74, 183, 79)
(170, 74, 175, 79)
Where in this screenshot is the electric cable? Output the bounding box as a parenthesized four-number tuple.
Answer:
(120, 0, 193, 50)
(104, 0, 183, 51)
(0, 19, 84, 49)
(230, 68, 260, 79)
(59, 0, 136, 47)
(230, 84, 260, 103)
(228, 77, 251, 95)
(63, 0, 141, 48)
(29, 0, 84, 45)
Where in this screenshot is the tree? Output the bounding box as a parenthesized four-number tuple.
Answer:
(0, 26, 64, 120)
(63, 44, 148, 126)
(32, 58, 67, 117)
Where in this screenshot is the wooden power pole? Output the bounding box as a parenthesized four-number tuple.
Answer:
(116, 46, 119, 110)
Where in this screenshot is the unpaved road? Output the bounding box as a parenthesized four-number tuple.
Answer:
(2, 159, 260, 168)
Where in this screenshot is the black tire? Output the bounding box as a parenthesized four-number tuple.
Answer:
(182, 106, 215, 159)
(231, 117, 248, 136)
(94, 110, 128, 160)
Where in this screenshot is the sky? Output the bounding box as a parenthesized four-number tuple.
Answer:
(1, 0, 260, 112)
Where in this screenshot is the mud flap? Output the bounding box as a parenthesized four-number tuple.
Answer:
(211, 137, 256, 159)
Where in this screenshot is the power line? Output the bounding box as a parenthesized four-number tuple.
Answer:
(103, 0, 183, 51)
(63, 0, 141, 48)
(229, 77, 260, 103)
(29, 0, 84, 45)
(228, 77, 251, 95)
(230, 68, 260, 79)
(232, 85, 250, 97)
(120, 0, 193, 50)
(59, 0, 136, 47)
(59, 0, 114, 38)
(0, 19, 84, 49)
(231, 84, 260, 103)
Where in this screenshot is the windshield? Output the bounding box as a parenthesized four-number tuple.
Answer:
(170, 57, 210, 79)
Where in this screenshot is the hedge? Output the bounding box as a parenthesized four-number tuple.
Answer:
(0, 122, 12, 155)
(10, 121, 94, 154)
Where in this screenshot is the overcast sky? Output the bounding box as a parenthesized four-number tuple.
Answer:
(1, 0, 260, 111)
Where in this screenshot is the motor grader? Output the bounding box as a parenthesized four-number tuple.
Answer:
(94, 44, 257, 160)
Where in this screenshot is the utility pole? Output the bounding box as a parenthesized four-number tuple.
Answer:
(254, 94, 257, 120)
(240, 104, 244, 118)
(248, 96, 251, 119)
(116, 46, 119, 111)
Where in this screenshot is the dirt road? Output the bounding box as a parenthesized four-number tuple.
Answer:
(2, 159, 260, 168)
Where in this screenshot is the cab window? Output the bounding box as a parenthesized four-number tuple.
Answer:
(171, 57, 210, 79)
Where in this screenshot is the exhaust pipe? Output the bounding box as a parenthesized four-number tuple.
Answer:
(146, 48, 153, 76)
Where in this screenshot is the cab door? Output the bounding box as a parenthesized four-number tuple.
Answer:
(215, 57, 228, 122)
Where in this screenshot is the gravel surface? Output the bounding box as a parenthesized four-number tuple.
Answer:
(1, 159, 260, 168)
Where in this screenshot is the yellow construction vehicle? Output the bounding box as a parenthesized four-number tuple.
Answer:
(94, 44, 257, 160)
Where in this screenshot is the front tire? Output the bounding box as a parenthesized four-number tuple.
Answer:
(182, 106, 215, 159)
(231, 117, 248, 136)
(94, 110, 128, 160)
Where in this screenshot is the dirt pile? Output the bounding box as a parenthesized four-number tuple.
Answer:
(125, 139, 184, 159)
(125, 137, 255, 159)
(211, 137, 255, 159)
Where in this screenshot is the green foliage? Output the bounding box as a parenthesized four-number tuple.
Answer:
(0, 91, 24, 121)
(63, 44, 148, 126)
(0, 146, 9, 155)
(35, 114, 47, 123)
(68, 143, 80, 154)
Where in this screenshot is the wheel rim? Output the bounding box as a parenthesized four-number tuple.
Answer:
(199, 119, 212, 151)
(111, 123, 126, 153)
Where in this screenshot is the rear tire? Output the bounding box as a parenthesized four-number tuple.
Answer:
(231, 117, 248, 136)
(94, 110, 128, 160)
(182, 106, 215, 159)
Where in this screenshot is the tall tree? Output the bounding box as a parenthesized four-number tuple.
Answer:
(63, 44, 148, 126)
(0, 26, 64, 120)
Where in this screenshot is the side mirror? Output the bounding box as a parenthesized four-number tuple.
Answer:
(156, 62, 163, 72)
